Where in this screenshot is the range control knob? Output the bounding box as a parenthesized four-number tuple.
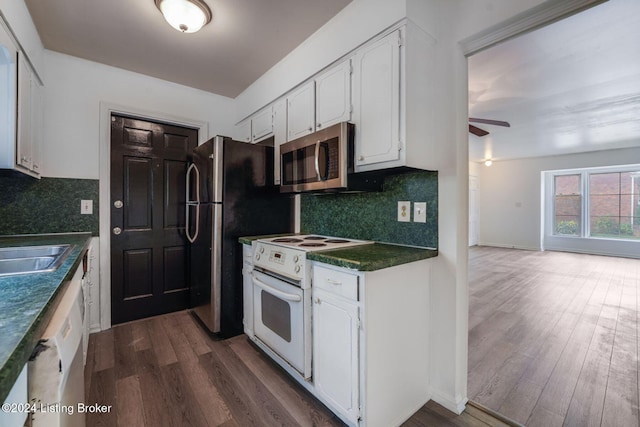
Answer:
(255, 254, 261, 261)
(259, 246, 265, 254)
(294, 265, 301, 273)
(293, 255, 299, 263)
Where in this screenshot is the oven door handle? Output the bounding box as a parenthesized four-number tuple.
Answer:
(252, 275, 302, 302)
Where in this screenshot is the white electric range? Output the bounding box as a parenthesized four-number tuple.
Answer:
(248, 235, 372, 380)
(252, 235, 373, 286)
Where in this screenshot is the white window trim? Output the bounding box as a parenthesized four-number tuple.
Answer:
(543, 164, 640, 259)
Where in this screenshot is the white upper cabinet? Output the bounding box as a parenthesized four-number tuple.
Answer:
(251, 105, 273, 142)
(17, 52, 43, 177)
(1, 16, 42, 179)
(315, 59, 352, 131)
(287, 58, 352, 142)
(272, 99, 287, 185)
(286, 81, 315, 141)
(0, 19, 18, 172)
(235, 105, 274, 144)
(234, 119, 252, 143)
(352, 29, 401, 169)
(353, 24, 436, 172)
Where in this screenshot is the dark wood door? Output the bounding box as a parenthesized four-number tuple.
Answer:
(110, 114, 198, 324)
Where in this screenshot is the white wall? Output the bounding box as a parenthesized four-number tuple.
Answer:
(477, 146, 640, 250)
(42, 51, 235, 179)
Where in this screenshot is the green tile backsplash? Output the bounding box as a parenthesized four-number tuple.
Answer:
(300, 171, 438, 248)
(0, 175, 99, 236)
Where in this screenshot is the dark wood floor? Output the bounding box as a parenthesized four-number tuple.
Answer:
(85, 310, 510, 427)
(468, 246, 640, 426)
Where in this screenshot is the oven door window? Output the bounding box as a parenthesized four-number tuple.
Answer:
(261, 291, 291, 342)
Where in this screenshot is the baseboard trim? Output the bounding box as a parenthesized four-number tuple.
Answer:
(429, 389, 467, 414)
(467, 400, 525, 427)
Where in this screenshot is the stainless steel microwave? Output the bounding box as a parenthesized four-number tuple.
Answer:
(280, 122, 354, 193)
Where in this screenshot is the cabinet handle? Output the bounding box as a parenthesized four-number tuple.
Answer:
(112, 227, 122, 235)
(326, 278, 342, 286)
(317, 123, 322, 128)
(358, 155, 365, 162)
(32, 163, 39, 170)
(308, 127, 313, 132)
(314, 298, 321, 305)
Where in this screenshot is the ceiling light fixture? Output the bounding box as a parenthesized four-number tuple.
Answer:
(155, 0, 212, 33)
(484, 159, 493, 167)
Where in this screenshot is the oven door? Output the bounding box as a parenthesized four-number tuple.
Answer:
(252, 269, 310, 379)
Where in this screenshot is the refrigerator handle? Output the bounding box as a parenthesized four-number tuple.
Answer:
(186, 163, 200, 243)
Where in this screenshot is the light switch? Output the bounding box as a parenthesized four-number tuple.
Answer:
(414, 202, 427, 223)
(81, 200, 93, 215)
(397, 201, 410, 222)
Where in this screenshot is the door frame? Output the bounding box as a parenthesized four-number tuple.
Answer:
(457, 0, 607, 414)
(98, 102, 208, 330)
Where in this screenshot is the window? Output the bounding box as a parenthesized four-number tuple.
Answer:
(554, 174, 581, 236)
(547, 166, 640, 241)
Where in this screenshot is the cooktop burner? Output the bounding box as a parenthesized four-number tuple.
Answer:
(259, 235, 374, 252)
(273, 237, 304, 243)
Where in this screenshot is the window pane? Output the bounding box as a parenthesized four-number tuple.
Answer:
(554, 175, 581, 235)
(589, 171, 640, 240)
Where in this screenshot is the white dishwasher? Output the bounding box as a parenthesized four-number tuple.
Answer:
(28, 265, 85, 427)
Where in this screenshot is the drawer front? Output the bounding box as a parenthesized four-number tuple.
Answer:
(313, 265, 358, 301)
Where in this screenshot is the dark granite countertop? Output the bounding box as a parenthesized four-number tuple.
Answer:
(0, 233, 92, 403)
(307, 243, 437, 271)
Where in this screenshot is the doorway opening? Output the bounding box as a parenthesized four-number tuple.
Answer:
(466, 0, 640, 424)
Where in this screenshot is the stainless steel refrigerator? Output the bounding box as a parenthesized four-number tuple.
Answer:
(186, 136, 293, 337)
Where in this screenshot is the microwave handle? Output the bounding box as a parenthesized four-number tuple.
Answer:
(314, 141, 321, 181)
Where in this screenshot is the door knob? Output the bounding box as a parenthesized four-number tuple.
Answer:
(114, 200, 123, 209)
(112, 227, 122, 235)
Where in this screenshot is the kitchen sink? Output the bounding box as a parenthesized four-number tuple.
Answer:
(0, 244, 75, 277)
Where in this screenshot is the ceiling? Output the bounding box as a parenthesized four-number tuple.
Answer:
(24, 0, 352, 98)
(468, 0, 640, 163)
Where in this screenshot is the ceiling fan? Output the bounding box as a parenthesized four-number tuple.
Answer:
(468, 118, 511, 137)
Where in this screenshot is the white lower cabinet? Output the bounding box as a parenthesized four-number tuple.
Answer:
(313, 286, 359, 424)
(312, 259, 431, 427)
(0, 365, 28, 427)
(242, 243, 254, 338)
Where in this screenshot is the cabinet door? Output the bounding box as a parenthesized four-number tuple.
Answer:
(16, 51, 32, 171)
(313, 288, 359, 424)
(235, 120, 252, 143)
(315, 59, 351, 130)
(272, 99, 287, 185)
(252, 106, 273, 142)
(0, 20, 17, 169)
(286, 81, 315, 141)
(29, 77, 43, 175)
(352, 29, 401, 170)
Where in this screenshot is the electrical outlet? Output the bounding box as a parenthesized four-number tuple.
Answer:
(397, 201, 410, 222)
(81, 200, 93, 215)
(414, 202, 427, 223)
